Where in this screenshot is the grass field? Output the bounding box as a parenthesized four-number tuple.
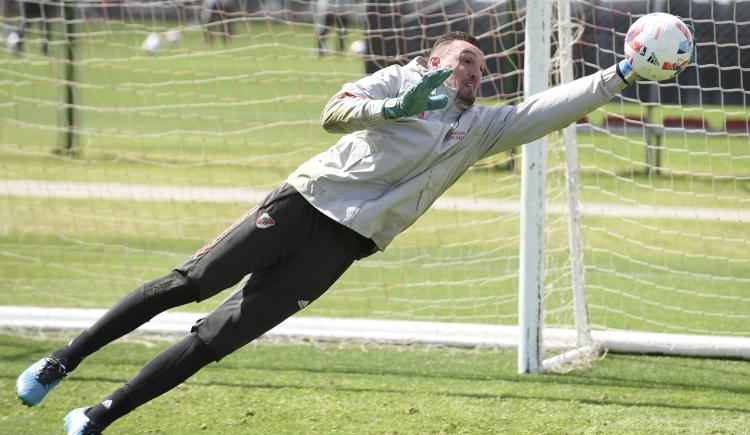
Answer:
(2, 334, 750, 434)
(1, 16, 749, 433)
(2, 19, 749, 328)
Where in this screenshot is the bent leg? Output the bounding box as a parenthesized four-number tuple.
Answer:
(52, 271, 200, 372)
(65, 191, 373, 427)
(55, 183, 306, 372)
(20, 184, 317, 410)
(17, 271, 199, 406)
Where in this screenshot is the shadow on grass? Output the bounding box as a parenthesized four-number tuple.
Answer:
(2, 370, 746, 416)
(3, 335, 749, 415)
(201, 353, 750, 397)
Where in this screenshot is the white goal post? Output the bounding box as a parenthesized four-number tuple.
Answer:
(1, 0, 748, 368)
(518, 0, 598, 374)
(517, 0, 552, 374)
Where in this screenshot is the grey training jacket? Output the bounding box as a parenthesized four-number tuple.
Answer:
(287, 57, 628, 250)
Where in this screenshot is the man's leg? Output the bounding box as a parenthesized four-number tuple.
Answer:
(16, 271, 201, 406)
(221, 9, 232, 46)
(67, 333, 214, 432)
(335, 14, 347, 52)
(17, 183, 298, 408)
(40, 4, 51, 55)
(52, 271, 200, 373)
(15, 4, 30, 54)
(317, 13, 335, 56)
(72, 194, 373, 431)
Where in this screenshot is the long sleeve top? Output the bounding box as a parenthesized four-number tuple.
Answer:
(287, 56, 628, 250)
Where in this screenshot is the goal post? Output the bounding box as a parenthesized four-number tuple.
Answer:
(541, 0, 597, 373)
(517, 0, 551, 374)
(519, 0, 596, 374)
(558, 0, 592, 352)
(1, 0, 748, 365)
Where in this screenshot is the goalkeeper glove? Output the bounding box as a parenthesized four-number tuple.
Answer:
(382, 67, 453, 119)
(616, 58, 641, 85)
(678, 16, 697, 64)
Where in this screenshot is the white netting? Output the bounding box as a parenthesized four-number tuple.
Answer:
(1, 0, 748, 359)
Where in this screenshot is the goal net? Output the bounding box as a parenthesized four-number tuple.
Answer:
(1, 0, 748, 369)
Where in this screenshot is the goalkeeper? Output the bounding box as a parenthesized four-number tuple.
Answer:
(18, 31, 648, 434)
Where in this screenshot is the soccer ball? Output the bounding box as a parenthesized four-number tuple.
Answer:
(350, 39, 367, 55)
(624, 13, 694, 81)
(165, 29, 181, 46)
(7, 31, 20, 53)
(141, 32, 162, 55)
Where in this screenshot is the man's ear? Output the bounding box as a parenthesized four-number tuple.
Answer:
(428, 56, 441, 69)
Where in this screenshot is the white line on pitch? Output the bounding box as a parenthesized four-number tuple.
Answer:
(1, 179, 747, 222)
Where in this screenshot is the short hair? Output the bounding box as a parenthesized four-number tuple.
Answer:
(430, 31, 481, 55)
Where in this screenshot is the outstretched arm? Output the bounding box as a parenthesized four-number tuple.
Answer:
(482, 12, 696, 159)
(481, 64, 631, 158)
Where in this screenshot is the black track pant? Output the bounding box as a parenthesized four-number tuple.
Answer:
(58, 183, 375, 426)
(178, 182, 375, 358)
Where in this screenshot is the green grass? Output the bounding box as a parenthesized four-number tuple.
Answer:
(1, 334, 749, 434)
(1, 18, 749, 434)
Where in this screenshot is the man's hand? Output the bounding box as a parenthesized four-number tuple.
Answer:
(382, 68, 453, 119)
(616, 59, 641, 85)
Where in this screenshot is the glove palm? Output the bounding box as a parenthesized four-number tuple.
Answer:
(383, 68, 453, 119)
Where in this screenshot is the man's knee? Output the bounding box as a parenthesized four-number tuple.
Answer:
(189, 318, 223, 361)
(136, 271, 200, 319)
(141, 271, 194, 298)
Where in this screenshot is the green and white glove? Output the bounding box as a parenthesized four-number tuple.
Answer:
(382, 67, 453, 119)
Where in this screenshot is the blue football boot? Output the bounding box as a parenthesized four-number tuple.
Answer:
(16, 356, 67, 406)
(65, 407, 105, 435)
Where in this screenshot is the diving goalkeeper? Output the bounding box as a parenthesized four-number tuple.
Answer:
(18, 31, 655, 434)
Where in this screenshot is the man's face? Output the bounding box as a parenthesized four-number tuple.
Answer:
(429, 40, 485, 106)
